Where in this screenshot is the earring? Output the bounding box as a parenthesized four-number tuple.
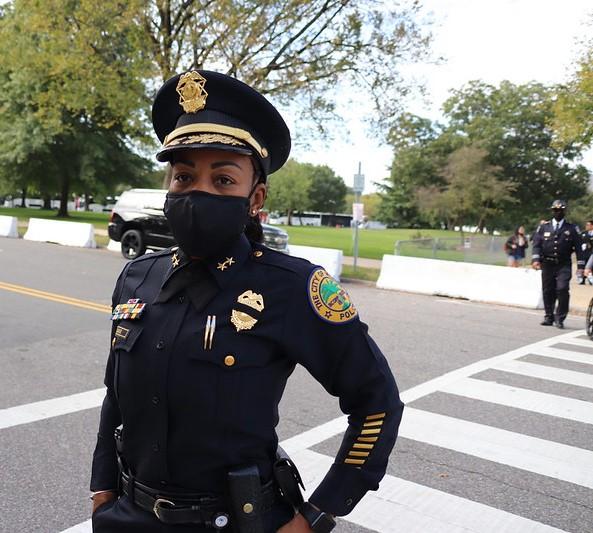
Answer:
(251, 209, 258, 216)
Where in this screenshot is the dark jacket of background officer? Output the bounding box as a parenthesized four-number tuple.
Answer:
(532, 199, 584, 328)
(89, 70, 403, 533)
(578, 220, 593, 283)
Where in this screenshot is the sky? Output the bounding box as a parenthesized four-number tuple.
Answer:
(290, 0, 593, 193)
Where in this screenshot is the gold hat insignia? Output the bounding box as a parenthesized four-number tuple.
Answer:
(237, 290, 264, 312)
(176, 71, 208, 113)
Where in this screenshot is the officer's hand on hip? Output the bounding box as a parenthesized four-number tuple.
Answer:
(91, 491, 116, 514)
(532, 262, 541, 270)
(277, 513, 314, 533)
(585, 269, 592, 277)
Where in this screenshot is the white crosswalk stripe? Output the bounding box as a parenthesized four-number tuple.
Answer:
(530, 345, 593, 365)
(440, 376, 593, 425)
(494, 359, 593, 388)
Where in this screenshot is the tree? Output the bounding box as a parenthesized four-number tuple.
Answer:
(379, 81, 591, 230)
(307, 165, 346, 213)
(139, 0, 432, 128)
(0, 0, 153, 216)
(377, 114, 461, 227)
(266, 159, 311, 224)
(442, 81, 589, 226)
(553, 43, 593, 148)
(417, 145, 515, 231)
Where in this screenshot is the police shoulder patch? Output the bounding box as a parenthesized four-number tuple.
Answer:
(308, 268, 358, 324)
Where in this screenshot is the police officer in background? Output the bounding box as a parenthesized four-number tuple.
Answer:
(532, 199, 585, 328)
(578, 220, 593, 284)
(89, 70, 403, 533)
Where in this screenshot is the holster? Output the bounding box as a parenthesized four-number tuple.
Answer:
(273, 446, 305, 510)
(227, 465, 265, 533)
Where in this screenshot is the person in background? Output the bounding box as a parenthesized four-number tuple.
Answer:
(578, 220, 593, 284)
(532, 199, 584, 329)
(504, 226, 528, 267)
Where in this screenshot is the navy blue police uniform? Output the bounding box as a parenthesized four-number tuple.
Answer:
(532, 217, 584, 326)
(579, 229, 593, 281)
(90, 70, 403, 532)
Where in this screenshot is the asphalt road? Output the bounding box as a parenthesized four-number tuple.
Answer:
(1, 238, 592, 533)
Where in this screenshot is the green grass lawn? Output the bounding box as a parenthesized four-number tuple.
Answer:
(2, 207, 506, 265)
(280, 225, 459, 260)
(0, 207, 110, 230)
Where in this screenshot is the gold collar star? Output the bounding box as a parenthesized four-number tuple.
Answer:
(216, 257, 235, 271)
(172, 252, 180, 268)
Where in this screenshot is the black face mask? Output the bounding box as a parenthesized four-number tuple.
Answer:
(164, 191, 250, 259)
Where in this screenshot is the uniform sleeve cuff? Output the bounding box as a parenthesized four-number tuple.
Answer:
(308, 463, 379, 516)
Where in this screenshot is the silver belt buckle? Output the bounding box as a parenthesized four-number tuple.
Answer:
(153, 498, 175, 520)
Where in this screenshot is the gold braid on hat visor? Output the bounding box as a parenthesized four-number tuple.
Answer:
(163, 123, 269, 158)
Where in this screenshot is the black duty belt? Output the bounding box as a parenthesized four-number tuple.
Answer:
(121, 471, 277, 528)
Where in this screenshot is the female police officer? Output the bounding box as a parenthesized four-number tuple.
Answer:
(90, 70, 403, 533)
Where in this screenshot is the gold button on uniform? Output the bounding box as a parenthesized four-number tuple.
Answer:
(243, 503, 254, 514)
(224, 355, 236, 367)
(253, 251, 263, 257)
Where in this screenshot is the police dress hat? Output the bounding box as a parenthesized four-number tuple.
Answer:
(550, 199, 567, 209)
(152, 70, 291, 178)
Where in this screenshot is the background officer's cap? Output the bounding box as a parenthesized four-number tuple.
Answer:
(550, 199, 567, 209)
(152, 70, 291, 178)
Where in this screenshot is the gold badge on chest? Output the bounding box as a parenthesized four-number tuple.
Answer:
(231, 290, 264, 332)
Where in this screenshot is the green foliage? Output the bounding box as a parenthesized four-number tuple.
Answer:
(266, 159, 312, 224)
(0, 0, 154, 215)
(267, 159, 347, 221)
(553, 43, 593, 148)
(417, 145, 515, 231)
(379, 81, 591, 231)
(307, 165, 347, 213)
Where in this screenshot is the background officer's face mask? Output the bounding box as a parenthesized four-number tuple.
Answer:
(164, 191, 250, 259)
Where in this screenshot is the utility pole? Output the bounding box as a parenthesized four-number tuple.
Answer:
(352, 162, 365, 272)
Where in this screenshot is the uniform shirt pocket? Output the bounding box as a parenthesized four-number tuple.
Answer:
(112, 322, 144, 353)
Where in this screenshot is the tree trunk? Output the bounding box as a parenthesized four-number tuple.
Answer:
(20, 186, 27, 208)
(84, 191, 91, 211)
(57, 173, 70, 218)
(287, 209, 292, 226)
(42, 194, 51, 210)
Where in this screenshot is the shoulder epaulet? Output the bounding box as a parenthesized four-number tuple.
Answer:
(250, 244, 315, 279)
(128, 247, 174, 265)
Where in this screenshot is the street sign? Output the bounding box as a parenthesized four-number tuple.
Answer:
(353, 173, 365, 193)
(352, 202, 364, 222)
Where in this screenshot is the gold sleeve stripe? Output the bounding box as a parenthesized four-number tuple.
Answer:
(345, 458, 365, 465)
(361, 428, 381, 435)
(357, 436, 378, 443)
(348, 451, 370, 458)
(353, 443, 374, 449)
(363, 420, 383, 428)
(365, 412, 386, 421)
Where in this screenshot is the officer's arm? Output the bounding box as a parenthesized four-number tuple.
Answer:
(531, 227, 543, 264)
(90, 267, 129, 493)
(573, 227, 586, 268)
(282, 274, 403, 517)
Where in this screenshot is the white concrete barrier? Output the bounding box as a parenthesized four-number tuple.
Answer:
(288, 244, 343, 280)
(377, 254, 543, 309)
(107, 239, 121, 252)
(23, 218, 96, 248)
(0, 215, 18, 238)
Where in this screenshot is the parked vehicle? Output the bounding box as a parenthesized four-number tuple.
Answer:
(109, 188, 289, 259)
